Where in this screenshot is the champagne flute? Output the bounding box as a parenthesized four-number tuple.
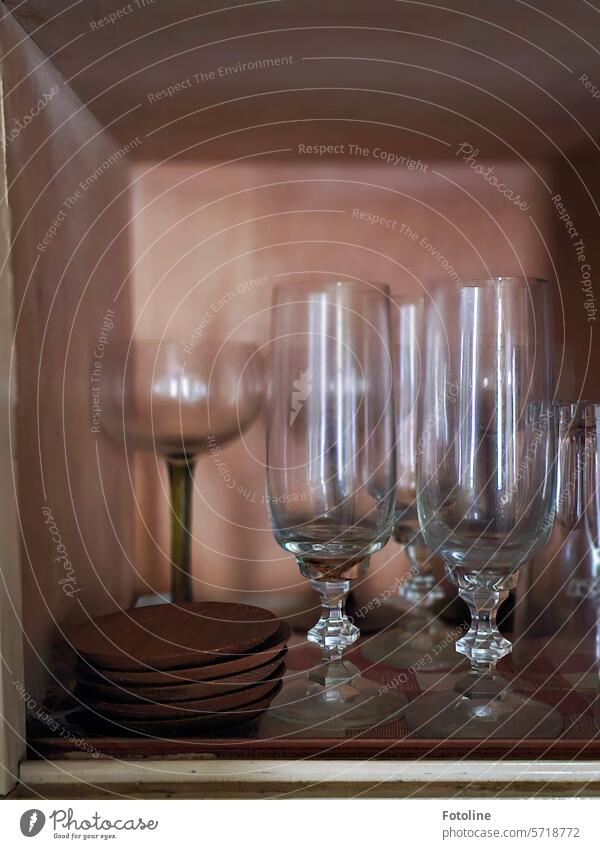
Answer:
(266, 278, 406, 730)
(578, 403, 600, 730)
(361, 295, 459, 670)
(102, 338, 262, 602)
(514, 402, 600, 672)
(406, 277, 562, 738)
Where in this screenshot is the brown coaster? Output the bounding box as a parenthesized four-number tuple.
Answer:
(91, 681, 283, 736)
(87, 677, 280, 721)
(76, 658, 285, 704)
(76, 622, 292, 684)
(70, 602, 280, 671)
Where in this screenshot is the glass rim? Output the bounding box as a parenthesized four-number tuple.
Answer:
(391, 292, 425, 305)
(558, 399, 600, 406)
(460, 275, 550, 288)
(558, 402, 600, 431)
(558, 400, 600, 414)
(273, 278, 391, 297)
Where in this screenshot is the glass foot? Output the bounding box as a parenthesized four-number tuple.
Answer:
(404, 673, 563, 739)
(270, 658, 407, 732)
(359, 620, 466, 672)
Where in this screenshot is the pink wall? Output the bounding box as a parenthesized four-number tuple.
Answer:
(1, 11, 136, 699)
(128, 156, 557, 615)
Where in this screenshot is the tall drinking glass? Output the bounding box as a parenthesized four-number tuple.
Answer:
(514, 402, 600, 673)
(579, 404, 600, 729)
(102, 339, 262, 602)
(406, 277, 562, 738)
(266, 279, 406, 729)
(361, 295, 458, 670)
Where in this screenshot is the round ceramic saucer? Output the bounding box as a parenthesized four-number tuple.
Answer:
(76, 622, 291, 684)
(70, 602, 280, 671)
(101, 681, 283, 736)
(77, 658, 285, 703)
(90, 677, 281, 721)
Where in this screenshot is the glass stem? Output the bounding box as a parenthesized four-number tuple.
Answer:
(455, 573, 514, 674)
(167, 456, 196, 603)
(307, 579, 359, 661)
(398, 532, 444, 616)
(401, 541, 443, 609)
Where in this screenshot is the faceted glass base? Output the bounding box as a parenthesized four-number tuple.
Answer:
(360, 620, 466, 672)
(404, 673, 563, 739)
(269, 659, 407, 732)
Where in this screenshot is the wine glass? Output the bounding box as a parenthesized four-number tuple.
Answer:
(405, 277, 562, 738)
(577, 403, 600, 729)
(513, 402, 600, 672)
(101, 338, 262, 602)
(266, 278, 406, 730)
(361, 295, 460, 670)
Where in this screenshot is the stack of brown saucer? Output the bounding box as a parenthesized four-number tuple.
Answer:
(69, 602, 290, 735)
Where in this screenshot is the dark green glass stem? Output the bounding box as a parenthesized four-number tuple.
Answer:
(167, 456, 196, 602)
